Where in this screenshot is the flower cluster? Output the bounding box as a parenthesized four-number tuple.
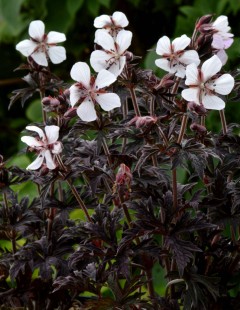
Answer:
(90, 12, 132, 76)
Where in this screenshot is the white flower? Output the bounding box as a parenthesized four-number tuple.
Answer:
(94, 11, 129, 37)
(69, 62, 121, 122)
(90, 29, 132, 76)
(182, 55, 234, 110)
(21, 125, 62, 170)
(155, 35, 200, 78)
(212, 15, 234, 50)
(16, 20, 66, 67)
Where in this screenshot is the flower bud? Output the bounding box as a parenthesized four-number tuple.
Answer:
(187, 102, 207, 115)
(42, 96, 51, 106)
(115, 164, 132, 188)
(64, 107, 77, 118)
(190, 122, 207, 133)
(124, 51, 134, 62)
(128, 116, 157, 128)
(195, 15, 212, 30)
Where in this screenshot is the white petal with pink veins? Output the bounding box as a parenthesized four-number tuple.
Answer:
(52, 142, 62, 154)
(45, 125, 60, 144)
(172, 35, 191, 52)
(180, 50, 200, 66)
(96, 93, 121, 111)
(48, 46, 66, 64)
(156, 36, 171, 56)
(185, 63, 199, 85)
(90, 50, 112, 72)
(31, 51, 48, 66)
(155, 58, 171, 72)
(112, 11, 129, 27)
(95, 70, 116, 89)
(26, 126, 45, 139)
(69, 85, 82, 106)
(77, 100, 97, 122)
(108, 56, 126, 76)
(212, 74, 234, 95)
(44, 150, 56, 169)
(202, 94, 225, 110)
(29, 20, 45, 41)
(95, 30, 115, 51)
(94, 15, 111, 28)
(21, 136, 42, 147)
(182, 88, 199, 104)
(201, 55, 222, 81)
(16, 39, 37, 57)
(70, 62, 91, 87)
(47, 31, 66, 43)
(27, 153, 45, 170)
(116, 30, 132, 54)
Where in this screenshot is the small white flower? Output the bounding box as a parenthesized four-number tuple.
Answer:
(90, 29, 132, 76)
(21, 125, 62, 170)
(212, 15, 234, 50)
(16, 20, 66, 67)
(94, 11, 128, 37)
(155, 35, 200, 78)
(69, 62, 121, 122)
(182, 55, 234, 110)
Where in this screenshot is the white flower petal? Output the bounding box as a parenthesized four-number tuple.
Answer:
(172, 35, 191, 51)
(21, 136, 42, 147)
(90, 50, 114, 72)
(155, 58, 171, 73)
(94, 15, 111, 28)
(47, 31, 66, 43)
(29, 20, 45, 41)
(69, 85, 82, 106)
(213, 16, 229, 32)
(95, 30, 115, 51)
(182, 88, 200, 104)
(175, 65, 186, 78)
(116, 30, 132, 54)
(26, 153, 44, 170)
(44, 150, 56, 169)
(70, 62, 91, 87)
(216, 49, 228, 65)
(52, 142, 62, 154)
(31, 51, 48, 66)
(94, 70, 116, 89)
(185, 63, 199, 85)
(16, 39, 37, 57)
(25, 126, 45, 139)
(202, 55, 222, 81)
(156, 36, 171, 56)
(112, 11, 129, 27)
(213, 74, 234, 95)
(48, 46, 66, 64)
(108, 56, 126, 76)
(202, 94, 225, 110)
(96, 93, 121, 111)
(212, 34, 225, 49)
(77, 99, 97, 122)
(180, 50, 200, 66)
(45, 125, 60, 144)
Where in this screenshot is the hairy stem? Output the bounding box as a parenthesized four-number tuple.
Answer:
(219, 109, 228, 135)
(39, 89, 47, 125)
(128, 86, 141, 117)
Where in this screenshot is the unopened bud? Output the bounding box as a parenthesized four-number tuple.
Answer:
(128, 116, 157, 128)
(115, 164, 132, 188)
(42, 97, 51, 106)
(188, 101, 207, 115)
(125, 51, 134, 62)
(50, 98, 60, 107)
(196, 15, 212, 30)
(190, 122, 207, 133)
(64, 107, 77, 118)
(63, 89, 70, 98)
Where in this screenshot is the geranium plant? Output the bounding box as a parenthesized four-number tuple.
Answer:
(1, 11, 240, 310)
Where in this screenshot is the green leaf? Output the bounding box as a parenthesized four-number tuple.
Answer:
(26, 99, 42, 122)
(0, 0, 27, 41)
(86, 0, 100, 16)
(67, 0, 84, 17)
(98, 0, 111, 8)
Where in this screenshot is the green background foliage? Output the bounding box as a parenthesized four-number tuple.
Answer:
(0, 0, 240, 159)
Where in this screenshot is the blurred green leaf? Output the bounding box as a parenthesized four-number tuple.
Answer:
(98, 0, 111, 8)
(86, 0, 101, 16)
(67, 0, 84, 17)
(26, 99, 42, 122)
(0, 0, 28, 41)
